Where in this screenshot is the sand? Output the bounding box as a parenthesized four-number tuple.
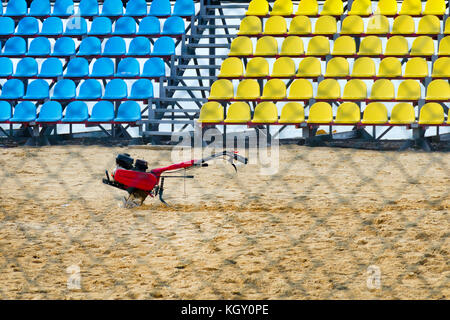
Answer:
(0, 145, 448, 299)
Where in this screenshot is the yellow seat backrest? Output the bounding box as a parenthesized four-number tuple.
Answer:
(316, 79, 340, 100)
(245, 57, 270, 77)
(399, 0, 422, 15)
(335, 102, 361, 123)
(229, 36, 253, 56)
(296, 0, 318, 16)
(417, 15, 440, 35)
(362, 102, 388, 124)
(342, 79, 367, 100)
(261, 79, 287, 99)
(255, 36, 278, 56)
(385, 36, 409, 56)
(209, 79, 234, 100)
(307, 36, 330, 56)
(418, 102, 444, 124)
(279, 102, 305, 123)
(246, 0, 269, 16)
(297, 56, 321, 77)
(376, 0, 397, 15)
(352, 57, 376, 77)
(314, 15, 337, 35)
(366, 15, 390, 34)
(370, 79, 395, 100)
(404, 57, 428, 78)
(411, 36, 434, 56)
(438, 36, 450, 56)
(392, 15, 415, 34)
(321, 0, 343, 16)
(349, 0, 372, 15)
(236, 79, 261, 100)
(325, 57, 349, 77)
(397, 80, 421, 101)
(251, 101, 278, 123)
(218, 57, 244, 78)
(332, 36, 356, 56)
(271, 57, 296, 77)
(308, 102, 333, 123)
(341, 15, 364, 35)
(378, 57, 402, 78)
(280, 36, 304, 55)
(264, 16, 287, 35)
(389, 102, 416, 124)
(288, 15, 311, 35)
(431, 57, 450, 78)
(423, 0, 445, 15)
(426, 79, 450, 100)
(199, 102, 224, 123)
(271, 0, 294, 16)
(288, 79, 313, 99)
(358, 36, 382, 56)
(238, 16, 262, 35)
(224, 102, 252, 123)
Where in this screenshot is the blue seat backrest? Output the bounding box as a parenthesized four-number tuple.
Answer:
(3, 37, 27, 55)
(162, 16, 185, 35)
(130, 79, 153, 99)
(0, 17, 15, 35)
(41, 17, 64, 35)
(90, 101, 115, 121)
(114, 17, 137, 35)
(128, 37, 151, 55)
(39, 57, 63, 77)
(79, 0, 99, 17)
(15, 57, 39, 76)
(52, 0, 75, 16)
(37, 101, 63, 122)
(138, 16, 160, 35)
(116, 101, 141, 121)
(78, 79, 102, 98)
(17, 17, 40, 35)
(28, 37, 52, 56)
(149, 0, 171, 17)
(116, 57, 140, 76)
(89, 17, 112, 35)
(125, 0, 148, 16)
(24, 79, 50, 99)
(91, 57, 115, 77)
(29, 0, 51, 16)
(101, 0, 124, 16)
(5, 0, 28, 16)
(0, 57, 14, 77)
(103, 37, 127, 56)
(173, 0, 195, 17)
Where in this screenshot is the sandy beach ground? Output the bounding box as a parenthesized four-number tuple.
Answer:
(0, 145, 448, 299)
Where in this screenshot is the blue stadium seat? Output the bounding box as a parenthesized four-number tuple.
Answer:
(29, 0, 51, 17)
(162, 16, 185, 35)
(137, 16, 160, 35)
(0, 79, 24, 99)
(52, 79, 76, 100)
(129, 79, 153, 100)
(5, 0, 28, 17)
(77, 79, 102, 100)
(79, 0, 99, 17)
(2, 37, 27, 56)
(64, 17, 88, 36)
(27, 37, 51, 57)
(14, 58, 38, 77)
(65, 58, 89, 78)
(90, 58, 115, 77)
(36, 101, 63, 123)
(125, 0, 148, 17)
(173, 0, 195, 17)
(0, 101, 12, 122)
(52, 0, 74, 17)
(0, 58, 13, 78)
(41, 17, 63, 36)
(128, 37, 151, 56)
(114, 101, 141, 122)
(101, 0, 124, 17)
(38, 58, 63, 78)
(151, 37, 175, 56)
(149, 0, 171, 17)
(113, 17, 137, 35)
(88, 101, 115, 122)
(142, 58, 165, 78)
(103, 79, 127, 100)
(89, 17, 112, 36)
(52, 37, 75, 56)
(116, 57, 140, 77)
(77, 37, 102, 56)
(103, 37, 126, 56)
(0, 18, 15, 36)
(16, 17, 40, 36)
(10, 102, 36, 123)
(62, 101, 89, 122)
(23, 79, 49, 100)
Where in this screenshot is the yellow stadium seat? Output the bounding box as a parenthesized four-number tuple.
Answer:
(306, 36, 330, 56)
(296, 0, 319, 16)
(389, 103, 416, 124)
(325, 57, 349, 77)
(316, 79, 340, 100)
(417, 15, 440, 35)
(385, 36, 409, 56)
(431, 57, 450, 78)
(404, 57, 428, 78)
(246, 0, 269, 16)
(255, 36, 278, 56)
(271, 57, 296, 77)
(397, 80, 421, 101)
(288, 16, 311, 35)
(251, 102, 278, 123)
(411, 36, 434, 56)
(424, 0, 446, 15)
(199, 102, 224, 123)
(320, 0, 343, 16)
(445, 19, 450, 35)
(245, 57, 269, 77)
(262, 79, 286, 100)
(352, 57, 376, 78)
(358, 36, 382, 56)
(224, 102, 251, 123)
(308, 102, 333, 123)
(296, 57, 321, 78)
(378, 57, 402, 78)
(236, 79, 261, 100)
(341, 16, 364, 35)
(288, 79, 313, 100)
(238, 16, 262, 35)
(349, 0, 372, 16)
(264, 16, 287, 35)
(376, 0, 397, 15)
(218, 57, 244, 78)
(314, 15, 337, 35)
(280, 36, 304, 56)
(335, 102, 361, 123)
(279, 102, 305, 123)
(418, 102, 444, 124)
(332, 36, 356, 56)
(361, 102, 388, 124)
(438, 36, 450, 56)
(399, 0, 423, 15)
(366, 15, 390, 35)
(271, 0, 294, 16)
(426, 79, 450, 100)
(209, 80, 234, 100)
(370, 79, 395, 100)
(229, 37, 253, 56)
(392, 15, 415, 35)
(342, 79, 367, 100)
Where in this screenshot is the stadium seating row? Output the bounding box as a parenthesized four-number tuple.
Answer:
(0, 16, 186, 37)
(246, 0, 447, 17)
(0, 100, 141, 123)
(208, 78, 450, 102)
(0, 36, 175, 57)
(0, 0, 195, 18)
(239, 14, 450, 37)
(199, 100, 449, 125)
(228, 35, 450, 57)
(0, 78, 154, 101)
(0, 57, 166, 79)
